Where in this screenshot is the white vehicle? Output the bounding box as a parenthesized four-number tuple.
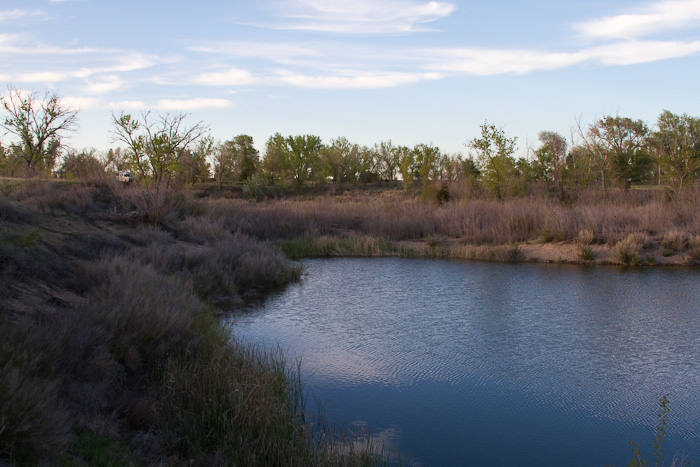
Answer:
(116, 170, 134, 183)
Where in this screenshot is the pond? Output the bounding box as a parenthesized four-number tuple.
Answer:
(228, 258, 700, 466)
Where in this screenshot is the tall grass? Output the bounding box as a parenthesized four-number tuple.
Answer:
(0, 181, 384, 465)
(209, 189, 700, 247)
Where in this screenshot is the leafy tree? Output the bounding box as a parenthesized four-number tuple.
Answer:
(648, 110, 700, 193)
(564, 144, 595, 197)
(578, 115, 651, 194)
(0, 87, 79, 176)
(533, 131, 568, 199)
(397, 146, 416, 192)
(468, 122, 518, 200)
(111, 111, 208, 184)
(413, 143, 440, 196)
(178, 136, 212, 185)
(60, 148, 104, 179)
(230, 134, 259, 182)
(262, 133, 288, 185)
(375, 140, 400, 181)
(323, 137, 353, 183)
(0, 143, 23, 177)
(105, 147, 129, 172)
(285, 135, 323, 185)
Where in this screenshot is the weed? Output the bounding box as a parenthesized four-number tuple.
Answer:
(579, 244, 594, 261)
(683, 236, 700, 265)
(616, 233, 646, 266)
(662, 231, 687, 254)
(539, 227, 553, 243)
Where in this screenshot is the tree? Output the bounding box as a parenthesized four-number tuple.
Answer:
(0, 143, 23, 177)
(262, 133, 288, 185)
(578, 115, 651, 195)
(0, 87, 79, 176)
(533, 131, 568, 199)
(111, 111, 209, 183)
(648, 110, 700, 193)
(60, 148, 105, 179)
(375, 140, 400, 181)
(230, 135, 259, 182)
(178, 136, 212, 185)
(212, 140, 236, 189)
(468, 122, 518, 199)
(397, 146, 416, 192)
(413, 143, 440, 195)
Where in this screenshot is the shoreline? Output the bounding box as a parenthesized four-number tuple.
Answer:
(280, 235, 696, 267)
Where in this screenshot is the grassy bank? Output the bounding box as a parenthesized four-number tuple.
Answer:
(0, 180, 386, 466)
(2, 179, 698, 464)
(207, 187, 700, 266)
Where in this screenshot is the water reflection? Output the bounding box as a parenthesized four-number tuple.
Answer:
(229, 258, 700, 466)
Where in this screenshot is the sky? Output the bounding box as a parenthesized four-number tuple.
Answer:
(2, 0, 700, 158)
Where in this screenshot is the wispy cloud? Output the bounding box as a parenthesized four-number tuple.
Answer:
(193, 68, 259, 86)
(108, 100, 148, 110)
(575, 0, 700, 39)
(274, 69, 444, 88)
(0, 33, 102, 55)
(269, 0, 456, 33)
(83, 75, 126, 94)
(189, 42, 320, 63)
(62, 96, 101, 110)
(589, 39, 700, 65)
(156, 98, 234, 110)
(423, 48, 588, 75)
(0, 9, 45, 22)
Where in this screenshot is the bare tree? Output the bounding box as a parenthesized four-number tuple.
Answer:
(112, 111, 209, 183)
(0, 87, 79, 175)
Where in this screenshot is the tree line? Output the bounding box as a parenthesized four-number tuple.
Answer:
(2, 86, 699, 199)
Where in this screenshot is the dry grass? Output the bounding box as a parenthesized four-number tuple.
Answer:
(0, 181, 384, 466)
(615, 233, 648, 265)
(208, 189, 700, 249)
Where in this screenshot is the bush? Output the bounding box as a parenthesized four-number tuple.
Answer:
(615, 233, 646, 265)
(662, 230, 687, 256)
(579, 244, 594, 261)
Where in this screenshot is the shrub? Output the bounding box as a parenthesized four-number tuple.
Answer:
(684, 236, 700, 265)
(0, 324, 71, 464)
(615, 233, 647, 265)
(662, 230, 687, 255)
(577, 228, 595, 245)
(579, 244, 594, 261)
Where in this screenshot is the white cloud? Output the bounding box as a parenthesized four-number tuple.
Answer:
(156, 98, 234, 110)
(108, 100, 148, 110)
(0, 9, 45, 22)
(588, 40, 700, 65)
(424, 48, 588, 75)
(272, 0, 456, 33)
(193, 68, 259, 86)
(189, 42, 320, 63)
(83, 75, 126, 94)
(274, 69, 443, 88)
(16, 71, 71, 83)
(0, 33, 101, 55)
(575, 0, 700, 39)
(62, 96, 101, 110)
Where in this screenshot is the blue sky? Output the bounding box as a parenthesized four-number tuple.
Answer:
(2, 0, 700, 157)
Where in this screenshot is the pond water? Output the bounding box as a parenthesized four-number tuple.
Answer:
(228, 258, 700, 466)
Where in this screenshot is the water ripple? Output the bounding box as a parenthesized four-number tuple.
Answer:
(231, 258, 700, 466)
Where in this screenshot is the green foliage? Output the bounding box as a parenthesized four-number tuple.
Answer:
(649, 111, 700, 193)
(0, 87, 78, 174)
(579, 244, 594, 261)
(111, 111, 209, 183)
(625, 395, 689, 467)
(397, 146, 416, 192)
(468, 122, 518, 199)
(436, 182, 450, 204)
